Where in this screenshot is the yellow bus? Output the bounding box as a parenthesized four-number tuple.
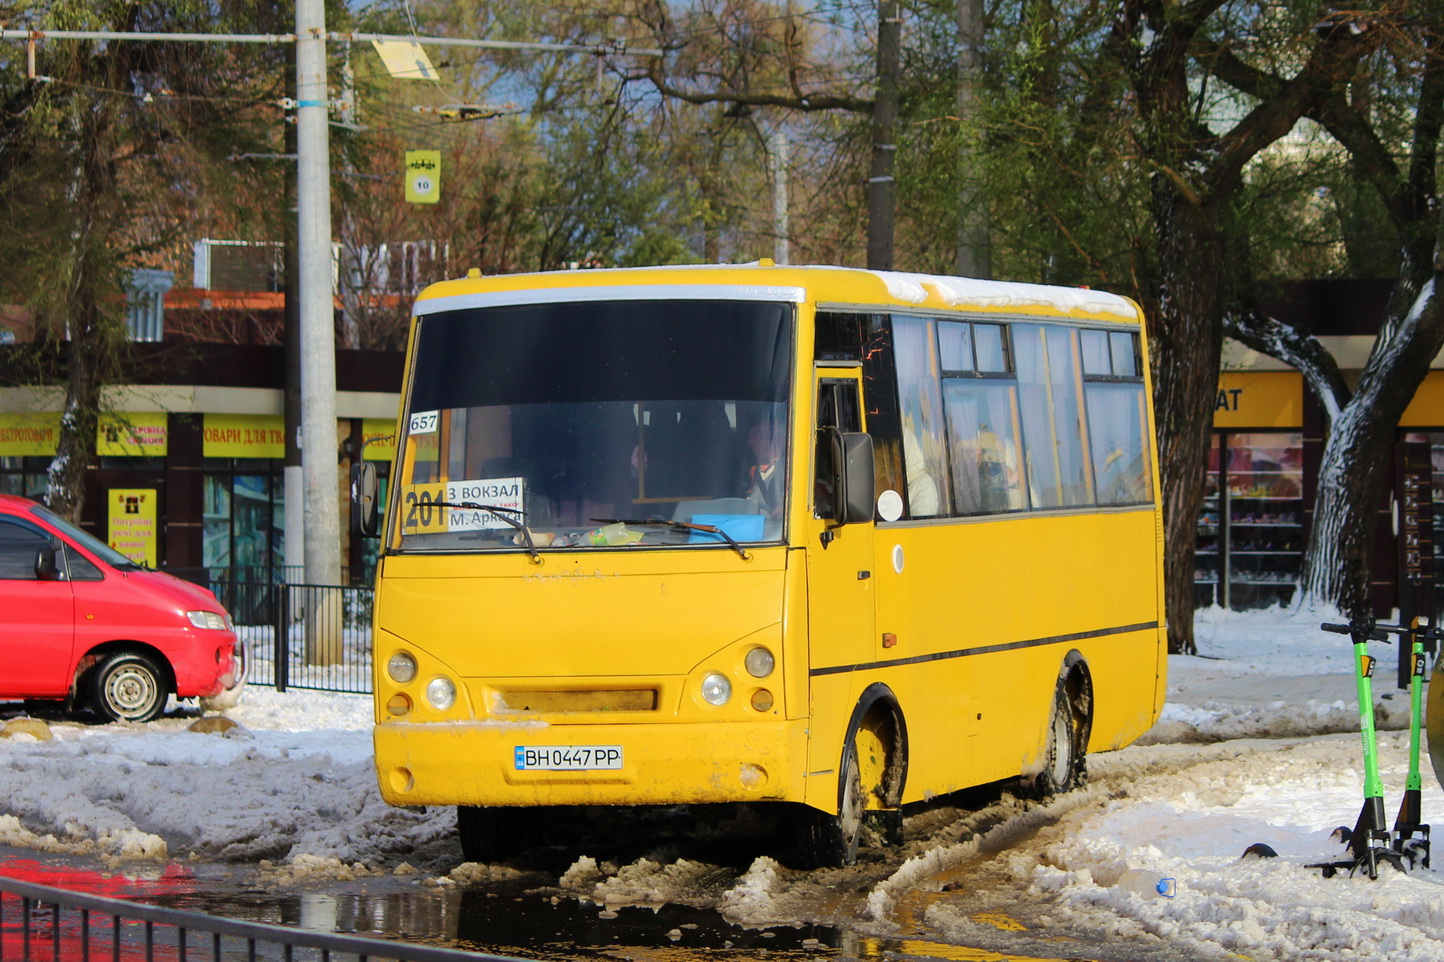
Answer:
(353, 263, 1166, 867)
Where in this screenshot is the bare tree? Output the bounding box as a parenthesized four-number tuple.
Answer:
(1212, 11, 1444, 616)
(0, 0, 286, 521)
(1107, 0, 1379, 652)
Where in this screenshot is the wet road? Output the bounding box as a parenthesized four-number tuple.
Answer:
(0, 778, 1182, 962)
(0, 718, 1281, 962)
(4, 855, 1093, 962)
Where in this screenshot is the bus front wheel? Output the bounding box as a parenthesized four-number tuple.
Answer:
(800, 740, 867, 868)
(457, 805, 540, 863)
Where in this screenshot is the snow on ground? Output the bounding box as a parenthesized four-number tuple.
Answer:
(3, 604, 1444, 960)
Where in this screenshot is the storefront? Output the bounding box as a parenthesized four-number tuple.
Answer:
(1197, 371, 1306, 609)
(1201, 366, 1444, 612)
(0, 344, 402, 583)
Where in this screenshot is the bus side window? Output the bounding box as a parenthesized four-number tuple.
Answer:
(815, 380, 861, 519)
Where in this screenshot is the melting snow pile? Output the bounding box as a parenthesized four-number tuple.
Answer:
(2, 604, 1443, 959)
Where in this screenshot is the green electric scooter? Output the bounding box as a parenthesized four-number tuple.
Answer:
(1387, 616, 1433, 869)
(1307, 618, 1433, 878)
(1308, 619, 1401, 879)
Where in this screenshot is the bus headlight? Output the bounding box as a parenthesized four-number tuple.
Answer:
(388, 651, 418, 684)
(744, 647, 775, 678)
(426, 676, 457, 710)
(701, 672, 731, 706)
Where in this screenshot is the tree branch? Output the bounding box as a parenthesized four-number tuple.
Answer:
(644, 60, 871, 113)
(1204, 17, 1380, 201)
(1223, 308, 1350, 426)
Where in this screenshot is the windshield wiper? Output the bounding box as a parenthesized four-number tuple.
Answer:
(590, 518, 752, 561)
(428, 502, 540, 563)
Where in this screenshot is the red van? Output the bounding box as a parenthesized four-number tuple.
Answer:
(0, 493, 244, 722)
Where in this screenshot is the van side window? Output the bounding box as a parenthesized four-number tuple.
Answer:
(63, 545, 103, 581)
(0, 519, 54, 580)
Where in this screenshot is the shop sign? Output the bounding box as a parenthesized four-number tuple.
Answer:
(1401, 371, 1444, 427)
(97, 412, 168, 457)
(203, 414, 285, 458)
(361, 418, 397, 461)
(1213, 372, 1302, 428)
(108, 488, 158, 569)
(0, 412, 60, 456)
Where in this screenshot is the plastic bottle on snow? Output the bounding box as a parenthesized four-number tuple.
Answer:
(1116, 869, 1177, 900)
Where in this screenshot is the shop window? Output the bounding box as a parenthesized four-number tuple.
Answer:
(1195, 432, 1302, 610)
(0, 457, 50, 500)
(203, 460, 286, 575)
(1196, 435, 1221, 606)
(1402, 432, 1444, 597)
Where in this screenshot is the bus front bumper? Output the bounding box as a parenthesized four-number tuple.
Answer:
(374, 718, 809, 808)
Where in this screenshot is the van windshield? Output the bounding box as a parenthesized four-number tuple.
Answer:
(394, 298, 794, 553)
(31, 503, 139, 569)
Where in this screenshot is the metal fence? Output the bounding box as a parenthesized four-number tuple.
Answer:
(165, 568, 374, 695)
(0, 872, 518, 962)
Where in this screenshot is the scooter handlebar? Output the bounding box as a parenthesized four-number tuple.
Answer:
(1321, 622, 1389, 641)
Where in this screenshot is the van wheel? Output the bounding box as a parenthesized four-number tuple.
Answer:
(90, 653, 167, 723)
(799, 740, 867, 868)
(1029, 684, 1083, 798)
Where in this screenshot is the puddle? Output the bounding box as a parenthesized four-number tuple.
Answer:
(0, 853, 1081, 962)
(154, 882, 843, 960)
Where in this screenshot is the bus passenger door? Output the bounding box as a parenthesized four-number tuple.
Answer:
(804, 371, 876, 803)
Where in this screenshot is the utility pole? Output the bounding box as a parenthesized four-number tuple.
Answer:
(1, 24, 660, 601)
(770, 131, 790, 265)
(867, 0, 901, 271)
(283, 42, 304, 581)
(296, 0, 341, 593)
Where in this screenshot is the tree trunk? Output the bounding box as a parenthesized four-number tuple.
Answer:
(1301, 280, 1444, 615)
(1150, 197, 1230, 655)
(45, 88, 122, 523)
(45, 334, 105, 523)
(953, 0, 989, 278)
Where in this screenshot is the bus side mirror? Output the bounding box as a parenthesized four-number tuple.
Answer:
(34, 543, 60, 581)
(832, 431, 875, 525)
(351, 461, 380, 539)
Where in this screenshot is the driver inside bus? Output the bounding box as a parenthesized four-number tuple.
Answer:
(746, 420, 784, 517)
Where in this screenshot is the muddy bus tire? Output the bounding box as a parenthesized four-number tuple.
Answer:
(1029, 684, 1084, 799)
(457, 805, 539, 863)
(798, 741, 867, 868)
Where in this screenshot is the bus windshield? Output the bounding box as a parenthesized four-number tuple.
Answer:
(394, 298, 794, 552)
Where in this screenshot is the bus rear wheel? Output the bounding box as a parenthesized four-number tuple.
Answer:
(1029, 684, 1084, 798)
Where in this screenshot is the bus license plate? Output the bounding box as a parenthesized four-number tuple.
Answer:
(514, 745, 623, 771)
